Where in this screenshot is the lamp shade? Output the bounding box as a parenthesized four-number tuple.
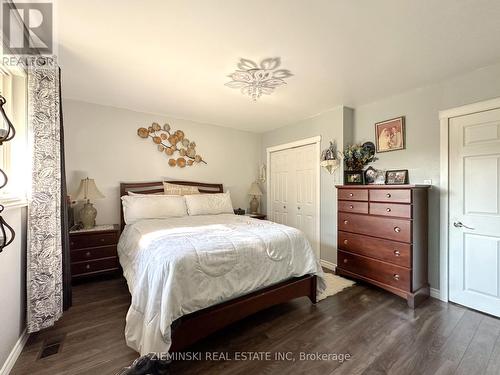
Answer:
(248, 182, 263, 196)
(73, 178, 105, 201)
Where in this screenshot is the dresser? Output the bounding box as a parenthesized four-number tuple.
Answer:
(335, 185, 429, 307)
(69, 225, 120, 281)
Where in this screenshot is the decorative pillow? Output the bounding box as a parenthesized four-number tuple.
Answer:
(185, 192, 234, 216)
(163, 182, 200, 196)
(121, 195, 187, 224)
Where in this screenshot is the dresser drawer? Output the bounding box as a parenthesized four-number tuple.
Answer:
(71, 245, 117, 262)
(338, 250, 411, 292)
(70, 232, 118, 250)
(338, 231, 411, 268)
(338, 200, 368, 214)
(339, 212, 412, 243)
(370, 202, 412, 218)
(338, 189, 368, 201)
(370, 189, 411, 204)
(71, 257, 119, 276)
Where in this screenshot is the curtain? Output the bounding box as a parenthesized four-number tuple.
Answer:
(26, 58, 64, 332)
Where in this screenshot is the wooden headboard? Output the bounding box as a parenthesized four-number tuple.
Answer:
(119, 180, 224, 231)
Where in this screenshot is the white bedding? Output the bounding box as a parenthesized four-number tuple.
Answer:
(118, 213, 325, 354)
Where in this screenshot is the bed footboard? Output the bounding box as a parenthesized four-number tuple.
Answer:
(169, 274, 317, 352)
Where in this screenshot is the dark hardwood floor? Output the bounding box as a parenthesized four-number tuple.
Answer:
(11, 276, 500, 375)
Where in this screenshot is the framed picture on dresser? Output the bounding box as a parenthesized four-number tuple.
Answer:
(386, 169, 409, 185)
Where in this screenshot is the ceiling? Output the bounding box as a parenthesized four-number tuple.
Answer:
(58, 0, 500, 133)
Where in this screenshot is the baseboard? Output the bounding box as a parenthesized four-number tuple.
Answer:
(320, 259, 337, 272)
(0, 328, 29, 375)
(430, 288, 441, 300)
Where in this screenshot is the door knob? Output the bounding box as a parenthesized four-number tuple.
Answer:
(297, 206, 301, 210)
(454, 221, 475, 230)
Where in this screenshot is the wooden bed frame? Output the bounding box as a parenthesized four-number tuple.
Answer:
(119, 180, 317, 353)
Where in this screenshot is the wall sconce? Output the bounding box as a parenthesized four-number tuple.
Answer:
(257, 164, 266, 183)
(320, 140, 342, 174)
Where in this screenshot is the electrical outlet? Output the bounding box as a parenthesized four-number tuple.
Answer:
(424, 179, 432, 185)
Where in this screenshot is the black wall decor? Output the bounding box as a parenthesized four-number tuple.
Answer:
(0, 94, 16, 253)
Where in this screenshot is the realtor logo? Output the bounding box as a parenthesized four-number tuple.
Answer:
(2, 2, 53, 55)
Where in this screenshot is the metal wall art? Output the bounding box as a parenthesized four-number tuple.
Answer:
(0, 94, 16, 253)
(137, 122, 206, 168)
(225, 57, 293, 101)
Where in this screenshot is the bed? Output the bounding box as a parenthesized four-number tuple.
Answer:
(118, 180, 325, 355)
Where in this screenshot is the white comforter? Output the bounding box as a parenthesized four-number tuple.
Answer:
(118, 214, 325, 354)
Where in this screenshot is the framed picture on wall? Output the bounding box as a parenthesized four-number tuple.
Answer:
(375, 116, 405, 153)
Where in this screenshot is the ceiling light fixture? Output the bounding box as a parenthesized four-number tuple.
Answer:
(225, 57, 293, 101)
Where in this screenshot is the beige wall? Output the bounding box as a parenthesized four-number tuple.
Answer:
(0, 206, 27, 372)
(261, 106, 354, 264)
(353, 62, 500, 289)
(63, 100, 262, 225)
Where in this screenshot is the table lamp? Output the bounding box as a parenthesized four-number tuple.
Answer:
(248, 182, 263, 214)
(73, 178, 105, 229)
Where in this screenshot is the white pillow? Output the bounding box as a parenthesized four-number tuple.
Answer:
(121, 195, 187, 224)
(185, 192, 234, 216)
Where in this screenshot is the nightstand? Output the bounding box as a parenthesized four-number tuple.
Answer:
(69, 224, 120, 281)
(246, 213, 267, 220)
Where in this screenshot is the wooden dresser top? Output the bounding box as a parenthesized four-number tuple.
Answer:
(335, 184, 430, 189)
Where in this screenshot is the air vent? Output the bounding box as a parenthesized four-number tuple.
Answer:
(38, 335, 65, 359)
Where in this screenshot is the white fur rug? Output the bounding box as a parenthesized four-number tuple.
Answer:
(317, 273, 356, 302)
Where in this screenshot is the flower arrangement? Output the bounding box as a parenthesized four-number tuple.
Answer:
(343, 143, 377, 171)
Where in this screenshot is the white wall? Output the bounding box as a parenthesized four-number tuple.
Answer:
(63, 100, 262, 225)
(0, 206, 27, 374)
(261, 106, 354, 264)
(353, 62, 500, 289)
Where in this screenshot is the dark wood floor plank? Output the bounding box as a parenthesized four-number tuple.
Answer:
(454, 315, 500, 375)
(10, 277, 500, 375)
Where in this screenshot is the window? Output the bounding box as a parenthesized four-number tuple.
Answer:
(0, 64, 27, 203)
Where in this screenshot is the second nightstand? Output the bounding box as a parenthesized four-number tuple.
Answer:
(69, 224, 120, 281)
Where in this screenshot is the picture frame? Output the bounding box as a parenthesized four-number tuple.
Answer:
(375, 116, 405, 153)
(364, 166, 386, 185)
(386, 169, 409, 185)
(344, 171, 364, 185)
(364, 166, 376, 184)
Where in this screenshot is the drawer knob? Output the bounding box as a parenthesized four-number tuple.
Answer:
(70, 241, 74, 246)
(100, 238, 105, 242)
(85, 251, 91, 257)
(343, 239, 348, 245)
(394, 250, 401, 256)
(85, 264, 90, 270)
(343, 258, 348, 264)
(344, 220, 349, 225)
(349, 205, 354, 209)
(386, 193, 391, 198)
(394, 227, 401, 233)
(349, 193, 353, 197)
(393, 274, 400, 281)
(386, 208, 391, 212)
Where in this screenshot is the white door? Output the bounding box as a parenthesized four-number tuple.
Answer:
(270, 148, 293, 226)
(269, 143, 319, 257)
(293, 144, 319, 254)
(449, 107, 500, 317)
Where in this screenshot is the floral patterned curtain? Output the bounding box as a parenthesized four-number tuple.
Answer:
(26, 57, 63, 332)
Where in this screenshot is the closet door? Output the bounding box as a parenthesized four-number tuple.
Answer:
(270, 148, 295, 226)
(293, 144, 318, 254)
(269, 143, 319, 257)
